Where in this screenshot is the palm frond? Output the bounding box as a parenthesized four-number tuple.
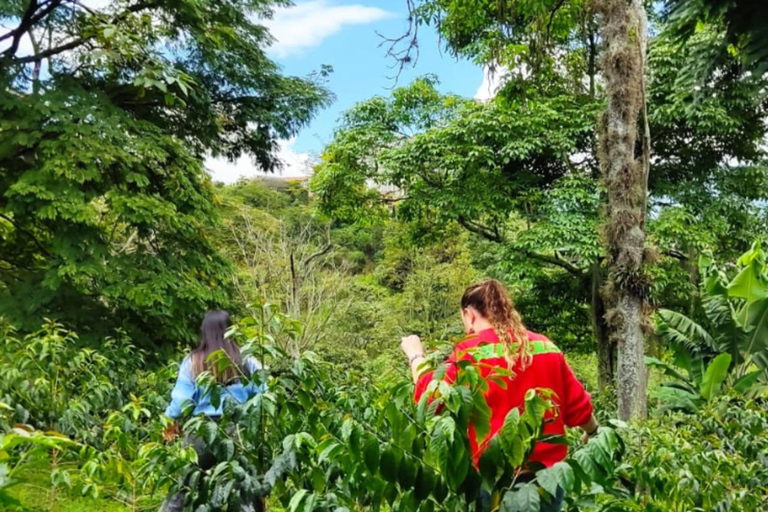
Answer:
(655, 308, 716, 356)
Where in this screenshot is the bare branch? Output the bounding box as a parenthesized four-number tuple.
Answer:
(13, 36, 84, 63)
(457, 214, 586, 277)
(377, 0, 420, 86)
(2, 0, 40, 57)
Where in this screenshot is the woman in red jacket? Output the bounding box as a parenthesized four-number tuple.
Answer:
(400, 279, 598, 510)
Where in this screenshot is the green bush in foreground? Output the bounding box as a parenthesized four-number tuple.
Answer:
(621, 395, 768, 511)
(141, 304, 626, 512)
(2, 309, 767, 511)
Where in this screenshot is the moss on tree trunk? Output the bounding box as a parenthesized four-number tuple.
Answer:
(596, 0, 651, 420)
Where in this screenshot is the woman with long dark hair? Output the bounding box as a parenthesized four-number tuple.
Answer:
(162, 310, 265, 512)
(164, 310, 263, 420)
(400, 280, 597, 512)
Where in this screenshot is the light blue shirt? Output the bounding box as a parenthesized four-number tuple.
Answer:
(165, 355, 266, 419)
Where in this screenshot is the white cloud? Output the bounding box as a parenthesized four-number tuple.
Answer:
(474, 65, 507, 101)
(205, 138, 314, 184)
(264, 0, 394, 58)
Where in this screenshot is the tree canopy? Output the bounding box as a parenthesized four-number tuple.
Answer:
(0, 0, 331, 344)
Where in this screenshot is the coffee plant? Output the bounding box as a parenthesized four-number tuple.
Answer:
(0, 424, 76, 509)
(0, 319, 175, 509)
(141, 303, 628, 512)
(621, 395, 768, 511)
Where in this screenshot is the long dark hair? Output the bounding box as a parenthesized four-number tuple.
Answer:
(189, 310, 244, 383)
(461, 280, 531, 370)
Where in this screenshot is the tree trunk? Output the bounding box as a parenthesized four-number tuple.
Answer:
(591, 263, 615, 391)
(595, 0, 650, 421)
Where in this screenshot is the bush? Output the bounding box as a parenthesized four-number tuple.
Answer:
(0, 320, 173, 509)
(620, 395, 768, 511)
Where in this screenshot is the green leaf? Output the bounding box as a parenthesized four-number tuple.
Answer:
(380, 445, 401, 483)
(414, 465, 436, 500)
(341, 418, 354, 441)
(644, 356, 693, 389)
(499, 408, 520, 450)
(316, 439, 343, 463)
(362, 436, 380, 474)
(478, 435, 505, 483)
(733, 370, 763, 394)
(202, 422, 217, 446)
(311, 467, 325, 493)
(470, 389, 492, 446)
(535, 461, 574, 496)
(521, 390, 549, 431)
(727, 258, 768, 304)
(398, 455, 419, 489)
(741, 298, 768, 364)
(445, 441, 469, 490)
(653, 386, 701, 413)
(430, 417, 455, 474)
(288, 489, 309, 512)
(501, 483, 540, 512)
(699, 353, 732, 400)
(655, 309, 716, 355)
(571, 449, 600, 482)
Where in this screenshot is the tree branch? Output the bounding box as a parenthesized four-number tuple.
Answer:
(0, 213, 52, 257)
(1, 0, 63, 56)
(545, 0, 567, 46)
(9, 0, 153, 64)
(2, 0, 39, 57)
(377, 0, 420, 86)
(526, 250, 585, 276)
(457, 215, 502, 243)
(663, 249, 687, 261)
(457, 215, 586, 277)
(382, 195, 409, 204)
(13, 36, 85, 63)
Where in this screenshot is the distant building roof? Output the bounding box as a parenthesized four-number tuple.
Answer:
(258, 175, 310, 183)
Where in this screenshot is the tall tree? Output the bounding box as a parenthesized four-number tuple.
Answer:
(0, 0, 331, 344)
(314, 22, 768, 397)
(594, 0, 650, 419)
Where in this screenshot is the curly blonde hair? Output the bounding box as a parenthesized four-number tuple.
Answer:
(461, 280, 531, 370)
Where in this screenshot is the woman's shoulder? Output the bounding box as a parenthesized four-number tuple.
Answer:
(176, 353, 194, 378)
(525, 330, 550, 342)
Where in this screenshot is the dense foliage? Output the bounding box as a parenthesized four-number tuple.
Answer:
(0, 0, 331, 344)
(2, 0, 768, 510)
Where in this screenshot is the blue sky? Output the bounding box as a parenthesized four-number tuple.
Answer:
(207, 0, 491, 182)
(1, 0, 493, 182)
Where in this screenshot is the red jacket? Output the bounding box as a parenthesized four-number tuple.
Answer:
(414, 328, 593, 468)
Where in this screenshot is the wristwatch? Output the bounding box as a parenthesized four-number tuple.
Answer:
(408, 353, 426, 365)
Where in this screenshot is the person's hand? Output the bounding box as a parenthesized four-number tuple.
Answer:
(579, 415, 599, 444)
(400, 335, 424, 359)
(580, 427, 598, 444)
(162, 421, 180, 442)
